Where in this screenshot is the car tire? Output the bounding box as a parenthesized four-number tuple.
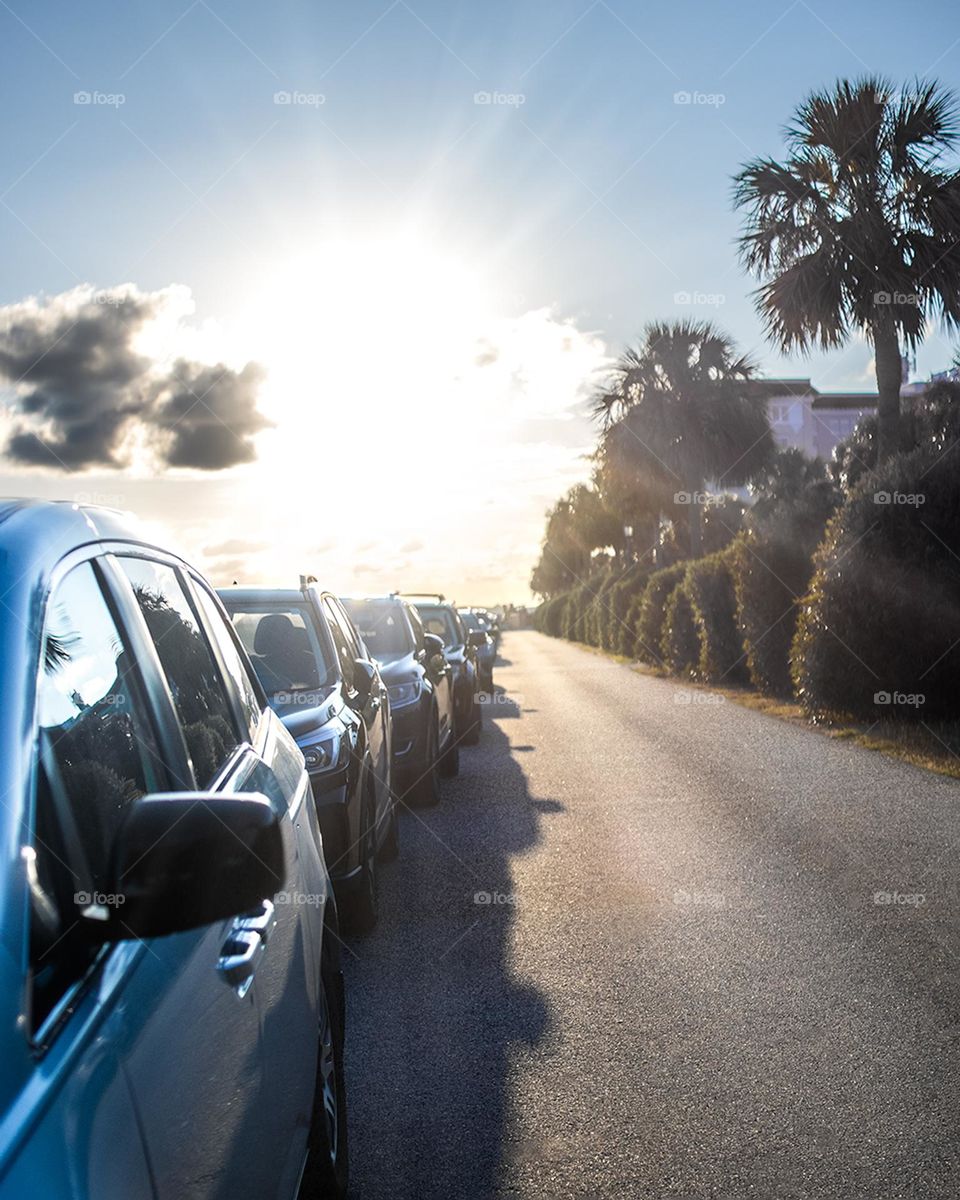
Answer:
(378, 798, 400, 862)
(409, 714, 441, 807)
(344, 784, 378, 934)
(298, 940, 349, 1200)
(464, 691, 481, 744)
(439, 732, 460, 777)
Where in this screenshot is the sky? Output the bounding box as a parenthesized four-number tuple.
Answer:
(1, 0, 959, 601)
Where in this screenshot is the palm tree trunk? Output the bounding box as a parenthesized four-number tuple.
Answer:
(688, 481, 703, 558)
(872, 316, 902, 460)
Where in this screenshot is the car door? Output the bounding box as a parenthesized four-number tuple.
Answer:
(324, 596, 390, 834)
(108, 553, 298, 1200)
(5, 555, 161, 1200)
(187, 575, 325, 1200)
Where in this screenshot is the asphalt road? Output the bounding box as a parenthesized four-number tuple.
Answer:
(343, 630, 960, 1199)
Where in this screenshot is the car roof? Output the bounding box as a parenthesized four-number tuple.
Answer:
(218, 587, 315, 605)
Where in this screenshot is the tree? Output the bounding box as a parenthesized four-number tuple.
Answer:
(529, 484, 623, 597)
(735, 76, 960, 460)
(594, 319, 772, 556)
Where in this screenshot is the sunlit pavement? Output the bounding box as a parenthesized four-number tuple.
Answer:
(344, 630, 960, 1199)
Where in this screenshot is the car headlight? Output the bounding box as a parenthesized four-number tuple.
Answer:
(301, 733, 340, 773)
(388, 679, 422, 709)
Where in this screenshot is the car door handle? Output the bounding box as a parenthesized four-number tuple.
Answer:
(218, 930, 264, 996)
(237, 898, 276, 942)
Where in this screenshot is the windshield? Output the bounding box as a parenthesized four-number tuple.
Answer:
(341, 599, 415, 659)
(416, 604, 459, 648)
(460, 611, 488, 632)
(228, 603, 334, 699)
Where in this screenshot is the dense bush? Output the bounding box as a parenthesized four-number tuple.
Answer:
(685, 550, 746, 683)
(792, 447, 960, 719)
(538, 594, 568, 638)
(732, 466, 840, 696)
(661, 576, 699, 675)
(561, 583, 590, 642)
(603, 565, 649, 655)
(634, 562, 688, 665)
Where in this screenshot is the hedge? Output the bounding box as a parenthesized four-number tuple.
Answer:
(661, 576, 699, 676)
(792, 447, 960, 719)
(634, 562, 688, 665)
(685, 550, 746, 683)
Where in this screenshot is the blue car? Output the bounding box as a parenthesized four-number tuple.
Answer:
(0, 500, 347, 1199)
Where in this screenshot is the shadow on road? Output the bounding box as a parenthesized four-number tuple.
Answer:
(342, 702, 552, 1199)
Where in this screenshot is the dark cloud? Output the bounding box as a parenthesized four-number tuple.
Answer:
(0, 286, 271, 471)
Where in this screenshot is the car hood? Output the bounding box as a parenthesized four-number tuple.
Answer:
(272, 686, 340, 739)
(376, 651, 421, 685)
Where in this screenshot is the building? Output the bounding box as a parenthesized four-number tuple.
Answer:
(753, 378, 879, 461)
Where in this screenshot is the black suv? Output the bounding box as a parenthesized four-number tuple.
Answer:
(403, 595, 482, 744)
(220, 582, 394, 932)
(341, 594, 458, 805)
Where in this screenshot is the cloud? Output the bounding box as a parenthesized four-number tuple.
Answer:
(203, 537, 268, 556)
(0, 284, 270, 471)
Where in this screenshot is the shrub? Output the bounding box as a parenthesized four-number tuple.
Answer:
(634, 562, 688, 665)
(538, 594, 568, 637)
(685, 550, 746, 683)
(603, 565, 649, 655)
(792, 447, 960, 719)
(661, 576, 699, 676)
(731, 469, 840, 697)
(562, 583, 590, 641)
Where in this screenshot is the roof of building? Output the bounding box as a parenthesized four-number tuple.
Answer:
(810, 393, 878, 410)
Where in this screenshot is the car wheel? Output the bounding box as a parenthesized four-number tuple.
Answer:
(298, 943, 349, 1199)
(464, 688, 482, 745)
(409, 714, 441, 806)
(378, 798, 400, 862)
(439, 731, 459, 777)
(344, 785, 378, 934)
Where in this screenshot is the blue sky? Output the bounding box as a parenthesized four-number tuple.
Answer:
(1, 0, 959, 598)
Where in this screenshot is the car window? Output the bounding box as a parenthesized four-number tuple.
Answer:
(190, 580, 263, 743)
(406, 603, 426, 651)
(119, 557, 240, 786)
(32, 560, 164, 1029)
(229, 603, 332, 710)
(322, 597, 356, 686)
(341, 599, 415, 658)
(330, 597, 365, 660)
(416, 604, 457, 647)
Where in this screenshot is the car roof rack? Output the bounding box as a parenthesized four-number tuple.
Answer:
(299, 574, 318, 589)
(397, 591, 446, 603)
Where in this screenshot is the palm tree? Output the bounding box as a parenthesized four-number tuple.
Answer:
(594, 319, 772, 556)
(735, 76, 960, 460)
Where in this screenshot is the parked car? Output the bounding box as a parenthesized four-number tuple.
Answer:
(476, 607, 502, 650)
(0, 499, 347, 1200)
(340, 594, 458, 804)
(219, 581, 394, 933)
(459, 608, 496, 694)
(402, 594, 482, 744)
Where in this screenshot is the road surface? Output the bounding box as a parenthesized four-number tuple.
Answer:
(344, 630, 960, 1199)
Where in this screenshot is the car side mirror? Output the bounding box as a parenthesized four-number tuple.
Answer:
(85, 792, 285, 942)
(352, 657, 377, 700)
(468, 630, 487, 648)
(422, 632, 446, 668)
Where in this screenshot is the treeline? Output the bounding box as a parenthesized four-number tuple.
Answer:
(532, 74, 960, 724)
